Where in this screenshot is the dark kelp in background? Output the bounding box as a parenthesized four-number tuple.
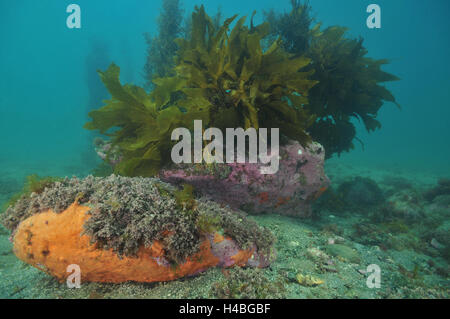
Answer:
(143, 0, 185, 90)
(265, 0, 400, 157)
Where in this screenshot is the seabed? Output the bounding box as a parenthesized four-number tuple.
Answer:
(1, 159, 448, 299)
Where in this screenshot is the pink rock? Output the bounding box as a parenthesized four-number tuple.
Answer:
(160, 140, 330, 217)
(206, 234, 275, 268)
(94, 139, 123, 167)
(188, 234, 276, 276)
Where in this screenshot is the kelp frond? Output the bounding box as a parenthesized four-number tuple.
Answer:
(161, 5, 317, 142)
(305, 26, 400, 156)
(263, 1, 399, 157)
(86, 5, 322, 177)
(85, 63, 193, 176)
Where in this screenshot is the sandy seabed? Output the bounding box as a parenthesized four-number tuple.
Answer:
(0, 159, 448, 299)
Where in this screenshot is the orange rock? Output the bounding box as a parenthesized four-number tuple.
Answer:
(312, 186, 328, 201)
(230, 249, 254, 267)
(13, 203, 253, 283)
(275, 196, 291, 208)
(258, 192, 269, 204)
(213, 233, 225, 243)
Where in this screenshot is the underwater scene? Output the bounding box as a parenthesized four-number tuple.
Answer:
(0, 0, 449, 300)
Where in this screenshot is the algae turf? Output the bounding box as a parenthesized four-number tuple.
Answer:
(210, 267, 286, 299)
(0, 174, 275, 265)
(1, 174, 63, 213)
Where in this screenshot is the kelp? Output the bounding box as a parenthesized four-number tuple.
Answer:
(264, 1, 399, 157)
(165, 5, 317, 141)
(174, 184, 196, 211)
(305, 26, 400, 156)
(87, 2, 399, 174)
(143, 0, 185, 89)
(264, 0, 314, 53)
(85, 5, 318, 176)
(84, 64, 200, 176)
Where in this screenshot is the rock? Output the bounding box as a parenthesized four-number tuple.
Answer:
(430, 238, 445, 250)
(12, 203, 272, 283)
(327, 236, 345, 245)
(337, 177, 384, 208)
(306, 247, 329, 263)
(431, 222, 450, 261)
(296, 273, 324, 287)
(424, 178, 450, 202)
(325, 244, 361, 264)
(431, 195, 450, 208)
(387, 189, 424, 220)
(381, 176, 414, 191)
(93, 138, 122, 166)
(357, 269, 367, 275)
(5, 175, 276, 283)
(160, 140, 330, 217)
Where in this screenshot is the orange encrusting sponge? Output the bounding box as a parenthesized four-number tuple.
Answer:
(12, 203, 253, 283)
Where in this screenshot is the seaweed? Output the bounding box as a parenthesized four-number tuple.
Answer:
(1, 175, 276, 265)
(84, 63, 200, 177)
(264, 0, 399, 157)
(0, 175, 64, 230)
(85, 39, 110, 111)
(143, 0, 185, 89)
(210, 268, 286, 299)
(174, 183, 196, 211)
(2, 174, 62, 213)
(305, 26, 400, 156)
(89, 0, 400, 175)
(169, 5, 317, 138)
(195, 210, 221, 234)
(85, 6, 318, 177)
(264, 0, 314, 53)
